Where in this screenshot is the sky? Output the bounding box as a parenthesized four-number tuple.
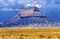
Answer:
(0, 0, 60, 23)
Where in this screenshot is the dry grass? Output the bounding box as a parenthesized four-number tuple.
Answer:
(0, 28, 60, 39)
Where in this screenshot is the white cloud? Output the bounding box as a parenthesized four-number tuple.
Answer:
(26, 4, 31, 6)
(2, 3, 9, 6)
(0, 0, 46, 8)
(0, 0, 16, 6)
(17, 0, 47, 8)
(45, 0, 60, 8)
(1, 8, 9, 11)
(17, 0, 28, 5)
(17, 0, 36, 5)
(7, 0, 16, 5)
(51, 1, 55, 3)
(1, 8, 15, 11)
(36, 4, 42, 8)
(0, 0, 4, 2)
(1, 8, 22, 11)
(25, 3, 42, 8)
(34, 1, 37, 4)
(1, 0, 59, 9)
(0, 0, 9, 6)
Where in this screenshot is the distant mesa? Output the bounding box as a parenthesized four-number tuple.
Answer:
(1, 7, 55, 27)
(14, 7, 45, 18)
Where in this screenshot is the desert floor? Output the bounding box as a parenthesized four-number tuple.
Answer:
(0, 27, 60, 39)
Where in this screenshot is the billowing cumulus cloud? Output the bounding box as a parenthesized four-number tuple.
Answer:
(0, 0, 60, 9)
(0, 0, 47, 8)
(17, 0, 47, 8)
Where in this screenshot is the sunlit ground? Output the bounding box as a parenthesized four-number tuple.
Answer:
(0, 28, 60, 39)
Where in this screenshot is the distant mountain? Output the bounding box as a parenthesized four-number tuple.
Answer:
(1, 7, 56, 27)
